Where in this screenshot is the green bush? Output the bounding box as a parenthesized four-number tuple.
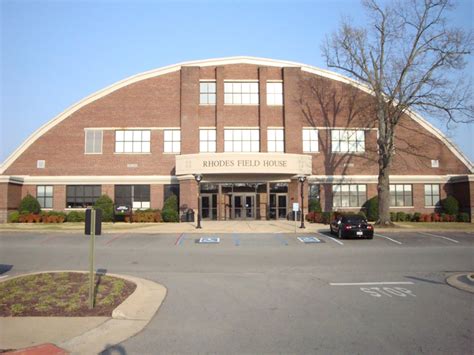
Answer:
(413, 212, 421, 222)
(308, 198, 322, 213)
(8, 211, 20, 223)
(390, 212, 397, 221)
(321, 212, 334, 224)
(18, 194, 41, 214)
(363, 197, 378, 222)
(162, 194, 179, 222)
(94, 195, 114, 222)
(66, 211, 86, 222)
(441, 196, 459, 215)
(405, 213, 413, 222)
(41, 211, 66, 223)
(396, 212, 406, 222)
(457, 212, 470, 222)
(358, 211, 367, 220)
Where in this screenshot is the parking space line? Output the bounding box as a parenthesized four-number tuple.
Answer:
(175, 233, 185, 246)
(232, 234, 240, 246)
(317, 232, 344, 245)
(275, 234, 288, 246)
(330, 281, 414, 286)
(375, 233, 402, 245)
(104, 234, 125, 246)
(418, 232, 459, 244)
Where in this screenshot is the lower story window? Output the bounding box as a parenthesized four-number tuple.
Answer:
(424, 184, 440, 207)
(66, 185, 101, 208)
(37, 185, 53, 208)
(390, 184, 413, 206)
(115, 185, 150, 210)
(333, 184, 367, 208)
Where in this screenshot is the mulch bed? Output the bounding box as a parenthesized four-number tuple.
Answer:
(0, 272, 136, 317)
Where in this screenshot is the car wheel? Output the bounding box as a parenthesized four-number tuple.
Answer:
(367, 235, 373, 240)
(338, 228, 343, 239)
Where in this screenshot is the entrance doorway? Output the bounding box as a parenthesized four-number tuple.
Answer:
(270, 193, 288, 219)
(200, 193, 217, 220)
(231, 194, 255, 219)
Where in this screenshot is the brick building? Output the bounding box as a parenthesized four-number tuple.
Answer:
(0, 57, 472, 222)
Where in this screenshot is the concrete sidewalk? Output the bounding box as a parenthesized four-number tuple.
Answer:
(0, 272, 167, 354)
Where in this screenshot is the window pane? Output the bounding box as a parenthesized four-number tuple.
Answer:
(164, 130, 172, 141)
(250, 94, 259, 104)
(310, 141, 318, 152)
(115, 142, 123, 153)
(200, 130, 208, 141)
(124, 142, 133, 152)
(234, 141, 242, 152)
(133, 131, 141, 141)
(173, 142, 180, 153)
(208, 94, 216, 105)
(124, 131, 133, 141)
(142, 142, 150, 153)
(224, 93, 233, 104)
(200, 142, 207, 152)
(164, 142, 172, 153)
(116, 131, 124, 141)
(303, 141, 310, 152)
(224, 83, 233, 93)
(250, 83, 259, 93)
(133, 142, 142, 152)
(425, 196, 432, 206)
(208, 83, 216, 92)
(208, 129, 216, 140)
(45, 197, 53, 208)
(276, 141, 284, 152)
(234, 130, 242, 140)
(224, 141, 232, 152)
(242, 130, 251, 140)
(233, 94, 242, 104)
(268, 141, 276, 152)
(251, 141, 259, 152)
(142, 130, 150, 141)
(224, 130, 232, 140)
(251, 130, 259, 140)
(432, 185, 439, 194)
(173, 130, 180, 141)
(208, 141, 216, 152)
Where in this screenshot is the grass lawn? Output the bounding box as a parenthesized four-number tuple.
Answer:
(395, 222, 474, 231)
(0, 272, 136, 317)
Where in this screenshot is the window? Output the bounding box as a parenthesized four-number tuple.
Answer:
(85, 129, 103, 154)
(333, 184, 367, 208)
(115, 130, 150, 153)
(199, 129, 217, 153)
(164, 129, 181, 153)
(37, 160, 45, 169)
(224, 129, 259, 152)
(302, 129, 318, 152)
(390, 184, 413, 206)
(224, 81, 259, 105)
(309, 184, 320, 200)
(200, 81, 216, 105)
(115, 185, 150, 209)
(424, 184, 440, 207)
(37, 185, 53, 208)
(331, 130, 365, 153)
(431, 160, 439, 168)
(267, 82, 283, 105)
(66, 185, 101, 208)
(267, 129, 284, 152)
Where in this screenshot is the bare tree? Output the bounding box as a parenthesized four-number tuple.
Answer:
(322, 0, 473, 225)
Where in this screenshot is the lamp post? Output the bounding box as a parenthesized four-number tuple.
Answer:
(193, 174, 203, 229)
(298, 175, 306, 229)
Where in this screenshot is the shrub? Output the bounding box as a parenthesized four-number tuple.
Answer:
(390, 212, 397, 221)
(131, 210, 162, 223)
(457, 212, 470, 222)
(66, 211, 86, 222)
(420, 213, 432, 222)
(8, 211, 20, 223)
(363, 196, 378, 222)
(162, 194, 179, 222)
(396, 212, 406, 222)
(19, 213, 42, 223)
(306, 212, 323, 223)
(321, 212, 334, 224)
(358, 211, 367, 220)
(413, 212, 421, 222)
(94, 195, 114, 222)
(308, 199, 322, 213)
(431, 213, 441, 222)
(41, 211, 66, 223)
(405, 213, 413, 222)
(18, 194, 41, 214)
(441, 196, 459, 215)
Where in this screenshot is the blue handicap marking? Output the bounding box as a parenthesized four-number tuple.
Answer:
(298, 236, 321, 244)
(199, 237, 220, 244)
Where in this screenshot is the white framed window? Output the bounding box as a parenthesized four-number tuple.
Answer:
(431, 159, 439, 168)
(333, 184, 367, 208)
(224, 129, 259, 152)
(224, 81, 259, 105)
(37, 185, 53, 209)
(200, 81, 216, 105)
(267, 82, 283, 105)
(115, 130, 150, 153)
(302, 128, 318, 152)
(390, 184, 413, 206)
(85, 129, 103, 154)
(331, 129, 365, 153)
(36, 160, 45, 169)
(267, 129, 284, 152)
(200, 129, 217, 153)
(424, 184, 440, 207)
(164, 129, 181, 153)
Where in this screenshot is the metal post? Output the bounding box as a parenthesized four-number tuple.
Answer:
(88, 209, 96, 309)
(196, 180, 202, 229)
(300, 177, 306, 229)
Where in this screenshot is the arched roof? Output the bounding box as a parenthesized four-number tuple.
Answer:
(1, 56, 472, 173)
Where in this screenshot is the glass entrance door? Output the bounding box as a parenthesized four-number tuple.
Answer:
(270, 193, 288, 219)
(200, 193, 217, 220)
(232, 194, 255, 219)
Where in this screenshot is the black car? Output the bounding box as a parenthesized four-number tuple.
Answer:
(330, 214, 374, 239)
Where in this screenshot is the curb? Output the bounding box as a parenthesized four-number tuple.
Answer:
(1, 271, 167, 355)
(446, 272, 474, 294)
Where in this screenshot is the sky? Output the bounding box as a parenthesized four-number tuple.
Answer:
(1, 0, 473, 164)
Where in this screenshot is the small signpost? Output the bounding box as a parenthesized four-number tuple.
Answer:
(85, 208, 102, 309)
(292, 202, 300, 233)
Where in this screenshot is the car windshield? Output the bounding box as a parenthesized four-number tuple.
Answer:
(342, 216, 366, 224)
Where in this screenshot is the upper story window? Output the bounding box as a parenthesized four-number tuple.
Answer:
(302, 128, 319, 153)
(333, 184, 367, 208)
(390, 184, 413, 207)
(224, 81, 259, 105)
(66, 185, 101, 208)
(200, 129, 217, 153)
(115, 130, 151, 153)
(224, 129, 259, 152)
(266, 82, 283, 105)
(37, 185, 53, 209)
(200, 81, 216, 105)
(331, 129, 365, 153)
(424, 184, 440, 207)
(85, 129, 103, 154)
(164, 129, 181, 153)
(267, 129, 284, 152)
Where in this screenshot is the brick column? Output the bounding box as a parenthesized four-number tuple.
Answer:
(216, 66, 225, 152)
(180, 67, 200, 154)
(283, 67, 303, 153)
(258, 67, 269, 152)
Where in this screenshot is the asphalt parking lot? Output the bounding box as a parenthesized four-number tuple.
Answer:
(1, 230, 473, 354)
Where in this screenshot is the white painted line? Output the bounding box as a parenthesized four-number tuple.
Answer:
(330, 281, 415, 286)
(418, 232, 459, 244)
(0, 275, 9, 279)
(375, 233, 402, 245)
(319, 233, 344, 245)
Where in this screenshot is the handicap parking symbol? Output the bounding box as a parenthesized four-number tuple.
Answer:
(198, 237, 220, 244)
(297, 236, 321, 244)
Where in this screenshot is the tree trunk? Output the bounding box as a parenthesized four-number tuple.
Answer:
(376, 105, 393, 226)
(377, 164, 391, 225)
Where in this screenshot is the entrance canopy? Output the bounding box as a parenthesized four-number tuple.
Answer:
(175, 153, 312, 176)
